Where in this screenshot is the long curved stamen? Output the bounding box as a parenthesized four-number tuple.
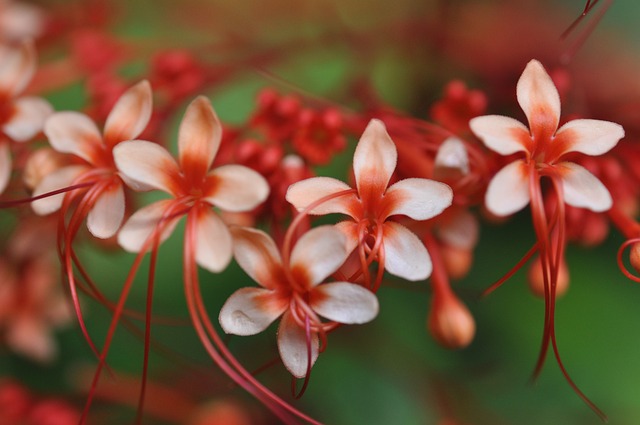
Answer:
(0, 182, 95, 208)
(617, 238, 640, 282)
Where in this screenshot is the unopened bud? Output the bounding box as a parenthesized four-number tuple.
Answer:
(188, 399, 253, 425)
(629, 242, 640, 275)
(527, 255, 569, 298)
(428, 294, 475, 349)
(440, 244, 473, 280)
(23, 148, 67, 190)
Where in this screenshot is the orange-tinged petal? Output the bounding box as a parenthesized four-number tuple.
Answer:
(86, 181, 125, 239)
(178, 96, 221, 181)
(3, 97, 52, 142)
(290, 225, 348, 287)
(0, 142, 10, 195)
(194, 207, 232, 273)
(44, 112, 103, 164)
(516, 59, 560, 136)
(286, 176, 356, 216)
(31, 165, 89, 215)
(353, 119, 397, 201)
(334, 220, 359, 254)
(310, 282, 378, 324)
(277, 310, 319, 378)
(117, 199, 180, 253)
(558, 162, 612, 212)
(219, 287, 288, 336)
(103, 80, 152, 147)
(485, 160, 530, 216)
(382, 221, 432, 281)
(113, 140, 181, 195)
(0, 41, 35, 97)
(230, 226, 284, 290)
(552, 119, 625, 160)
(469, 115, 531, 155)
(383, 178, 452, 221)
(204, 165, 269, 212)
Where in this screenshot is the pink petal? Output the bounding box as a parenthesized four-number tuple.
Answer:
(290, 225, 348, 287)
(0, 142, 10, 195)
(434, 137, 470, 175)
(382, 221, 431, 281)
(219, 287, 288, 336)
(230, 226, 283, 290)
(31, 165, 88, 215)
(103, 80, 153, 147)
(277, 310, 319, 378)
(117, 199, 180, 253)
(436, 209, 479, 249)
(310, 282, 378, 324)
(384, 178, 453, 220)
(334, 220, 359, 254)
(194, 207, 232, 273)
(3, 97, 52, 142)
(558, 162, 612, 212)
(205, 165, 269, 212)
(0, 41, 35, 97)
(469, 115, 530, 155)
(113, 140, 181, 194)
(552, 119, 625, 159)
(178, 96, 222, 181)
(516, 59, 560, 135)
(485, 160, 530, 217)
(0, 2, 45, 41)
(353, 119, 397, 200)
(86, 181, 125, 239)
(286, 176, 356, 216)
(44, 112, 102, 164)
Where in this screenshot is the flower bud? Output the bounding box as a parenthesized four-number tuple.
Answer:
(440, 244, 473, 280)
(629, 242, 640, 275)
(527, 255, 569, 298)
(428, 294, 475, 349)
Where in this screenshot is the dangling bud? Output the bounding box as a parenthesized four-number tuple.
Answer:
(428, 293, 475, 349)
(629, 242, 640, 275)
(188, 399, 254, 425)
(527, 255, 569, 298)
(440, 244, 473, 280)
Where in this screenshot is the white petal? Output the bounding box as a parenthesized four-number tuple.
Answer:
(334, 220, 359, 255)
(178, 96, 222, 180)
(382, 221, 432, 281)
(434, 137, 470, 175)
(353, 119, 397, 197)
(436, 209, 479, 249)
(384, 178, 452, 220)
(290, 225, 348, 287)
(310, 282, 379, 324)
(553, 119, 625, 158)
(277, 311, 319, 378)
(205, 165, 269, 212)
(485, 160, 530, 216)
(516, 59, 560, 133)
(559, 162, 612, 212)
(86, 181, 125, 239)
(44, 112, 102, 164)
(469, 115, 530, 155)
(194, 208, 232, 273)
(0, 143, 10, 195)
(219, 287, 288, 336)
(117, 199, 180, 253)
(113, 140, 181, 194)
(286, 176, 355, 216)
(0, 41, 35, 97)
(2, 97, 52, 142)
(31, 165, 88, 215)
(230, 226, 283, 289)
(103, 80, 153, 146)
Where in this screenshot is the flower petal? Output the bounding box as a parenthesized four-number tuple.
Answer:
(382, 221, 432, 281)
(516, 59, 560, 134)
(205, 165, 269, 212)
(485, 160, 530, 216)
(6, 317, 56, 363)
(290, 225, 348, 287)
(0, 142, 10, 195)
(353, 119, 397, 199)
(436, 208, 479, 249)
(194, 207, 232, 273)
(178, 96, 222, 181)
(334, 220, 359, 254)
(558, 162, 612, 212)
(434, 137, 470, 175)
(113, 140, 181, 194)
(469, 115, 530, 155)
(219, 287, 288, 336)
(86, 181, 125, 239)
(117, 199, 180, 253)
(277, 310, 319, 378)
(310, 282, 379, 324)
(286, 176, 356, 216)
(0, 41, 35, 97)
(3, 97, 52, 142)
(552, 119, 625, 159)
(44, 112, 103, 164)
(230, 226, 283, 290)
(31, 165, 88, 215)
(103, 80, 153, 147)
(384, 178, 452, 221)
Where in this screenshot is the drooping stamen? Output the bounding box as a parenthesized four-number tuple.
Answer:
(617, 238, 640, 283)
(561, 0, 613, 64)
(0, 182, 95, 208)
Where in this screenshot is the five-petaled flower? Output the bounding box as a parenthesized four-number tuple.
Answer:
(219, 225, 379, 378)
